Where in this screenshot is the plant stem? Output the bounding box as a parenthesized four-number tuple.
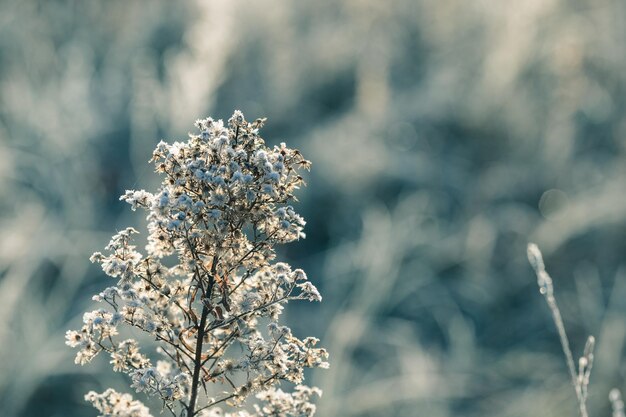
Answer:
(187, 303, 209, 417)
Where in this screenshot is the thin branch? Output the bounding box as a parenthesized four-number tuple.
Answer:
(527, 243, 590, 417)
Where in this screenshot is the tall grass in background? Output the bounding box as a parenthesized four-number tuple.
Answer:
(1, 1, 626, 416)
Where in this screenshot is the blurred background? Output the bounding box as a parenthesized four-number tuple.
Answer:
(1, 1, 626, 416)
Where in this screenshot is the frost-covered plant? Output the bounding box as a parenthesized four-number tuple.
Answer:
(66, 111, 328, 417)
(527, 243, 623, 417)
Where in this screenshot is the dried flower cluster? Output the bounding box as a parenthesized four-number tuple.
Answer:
(67, 111, 328, 417)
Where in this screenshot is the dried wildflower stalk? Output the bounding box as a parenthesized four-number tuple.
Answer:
(528, 243, 598, 417)
(528, 243, 626, 417)
(67, 111, 328, 417)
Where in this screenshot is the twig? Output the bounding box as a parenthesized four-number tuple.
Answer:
(527, 243, 592, 417)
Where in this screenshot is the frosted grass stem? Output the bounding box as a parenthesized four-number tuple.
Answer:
(527, 243, 590, 417)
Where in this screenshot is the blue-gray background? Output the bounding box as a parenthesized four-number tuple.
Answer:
(1, 1, 626, 416)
